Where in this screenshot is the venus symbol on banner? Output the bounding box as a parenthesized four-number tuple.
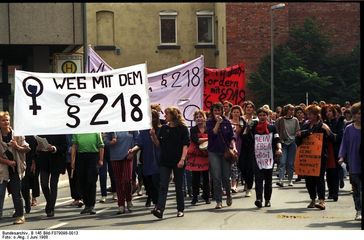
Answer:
(13, 64, 152, 136)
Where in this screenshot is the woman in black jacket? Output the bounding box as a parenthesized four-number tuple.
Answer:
(321, 104, 345, 201)
(296, 105, 334, 210)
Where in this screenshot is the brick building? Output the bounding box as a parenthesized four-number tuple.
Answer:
(225, 2, 360, 100)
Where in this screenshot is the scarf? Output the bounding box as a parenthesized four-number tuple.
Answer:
(256, 121, 269, 134)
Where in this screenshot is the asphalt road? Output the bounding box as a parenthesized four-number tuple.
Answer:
(0, 171, 361, 231)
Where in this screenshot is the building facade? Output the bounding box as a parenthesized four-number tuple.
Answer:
(0, 3, 84, 113)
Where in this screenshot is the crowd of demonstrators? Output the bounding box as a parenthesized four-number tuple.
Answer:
(0, 99, 361, 223)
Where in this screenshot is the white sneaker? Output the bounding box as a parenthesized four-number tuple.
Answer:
(99, 196, 106, 203)
(112, 192, 118, 200)
(245, 190, 252, 197)
(355, 211, 362, 221)
(288, 181, 294, 186)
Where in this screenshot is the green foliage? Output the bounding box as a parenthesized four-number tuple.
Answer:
(248, 17, 360, 108)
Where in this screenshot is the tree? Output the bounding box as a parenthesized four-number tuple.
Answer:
(248, 18, 360, 108)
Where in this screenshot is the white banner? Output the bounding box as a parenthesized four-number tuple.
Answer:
(14, 64, 152, 136)
(148, 56, 204, 127)
(254, 133, 274, 170)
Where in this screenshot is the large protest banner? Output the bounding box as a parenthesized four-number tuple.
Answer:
(294, 133, 323, 176)
(13, 64, 151, 136)
(204, 63, 245, 110)
(148, 56, 204, 127)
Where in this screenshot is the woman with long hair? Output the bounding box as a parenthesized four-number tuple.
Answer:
(150, 106, 189, 218)
(229, 105, 246, 193)
(129, 109, 161, 209)
(239, 100, 258, 197)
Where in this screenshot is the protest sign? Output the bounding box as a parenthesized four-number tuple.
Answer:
(254, 133, 274, 170)
(13, 64, 151, 136)
(294, 133, 323, 176)
(204, 63, 245, 110)
(148, 56, 204, 127)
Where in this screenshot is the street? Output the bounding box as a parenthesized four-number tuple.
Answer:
(0, 171, 361, 230)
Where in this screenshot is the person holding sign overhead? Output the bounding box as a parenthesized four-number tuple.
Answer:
(150, 106, 189, 218)
(296, 105, 334, 210)
(251, 107, 282, 208)
(71, 133, 104, 215)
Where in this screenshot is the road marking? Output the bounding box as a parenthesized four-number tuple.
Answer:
(47, 222, 68, 230)
(96, 207, 111, 214)
(29, 199, 74, 213)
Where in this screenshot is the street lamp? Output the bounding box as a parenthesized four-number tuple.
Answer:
(270, 3, 285, 111)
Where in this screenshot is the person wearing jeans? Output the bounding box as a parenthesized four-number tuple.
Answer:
(206, 102, 236, 209)
(275, 104, 300, 187)
(150, 106, 189, 219)
(338, 102, 361, 221)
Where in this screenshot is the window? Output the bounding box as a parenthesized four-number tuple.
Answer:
(159, 11, 177, 45)
(197, 11, 214, 44)
(96, 11, 115, 46)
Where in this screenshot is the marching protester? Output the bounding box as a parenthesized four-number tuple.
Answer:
(65, 134, 83, 208)
(294, 105, 306, 182)
(21, 136, 37, 214)
(186, 109, 210, 205)
(338, 102, 361, 221)
(251, 107, 282, 208)
(275, 104, 300, 187)
(322, 104, 344, 202)
(206, 102, 237, 209)
(129, 109, 161, 208)
(296, 105, 334, 210)
(36, 134, 67, 217)
(150, 106, 189, 218)
(239, 101, 258, 197)
(0, 111, 29, 224)
(98, 133, 117, 203)
(229, 105, 246, 193)
(104, 131, 138, 214)
(71, 133, 104, 215)
(223, 101, 233, 118)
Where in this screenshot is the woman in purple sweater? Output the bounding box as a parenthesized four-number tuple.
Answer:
(338, 102, 361, 221)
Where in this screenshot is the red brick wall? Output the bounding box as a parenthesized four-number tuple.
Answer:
(226, 2, 360, 101)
